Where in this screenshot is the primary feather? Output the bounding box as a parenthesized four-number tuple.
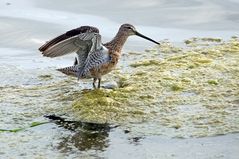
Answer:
(39, 26, 99, 52)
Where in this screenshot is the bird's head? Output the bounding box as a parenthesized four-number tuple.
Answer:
(119, 23, 160, 45)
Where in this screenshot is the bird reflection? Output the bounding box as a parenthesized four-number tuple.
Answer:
(45, 114, 117, 152)
(57, 129, 110, 152)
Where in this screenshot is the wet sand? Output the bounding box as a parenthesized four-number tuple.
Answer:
(0, 0, 239, 159)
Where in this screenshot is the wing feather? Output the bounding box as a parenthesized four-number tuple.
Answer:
(41, 37, 79, 57)
(41, 30, 110, 79)
(79, 46, 109, 78)
(39, 26, 99, 52)
(41, 32, 102, 58)
(57, 66, 79, 77)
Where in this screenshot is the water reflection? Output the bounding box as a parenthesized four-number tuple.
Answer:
(45, 115, 117, 152)
(57, 129, 110, 152)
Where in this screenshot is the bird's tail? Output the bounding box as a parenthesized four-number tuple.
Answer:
(57, 66, 79, 77)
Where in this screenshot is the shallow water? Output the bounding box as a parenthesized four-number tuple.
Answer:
(1, 0, 239, 159)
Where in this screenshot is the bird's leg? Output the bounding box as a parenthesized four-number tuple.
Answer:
(98, 78, 101, 89)
(93, 78, 97, 89)
(74, 57, 78, 65)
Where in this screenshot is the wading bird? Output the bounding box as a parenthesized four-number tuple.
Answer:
(39, 24, 160, 88)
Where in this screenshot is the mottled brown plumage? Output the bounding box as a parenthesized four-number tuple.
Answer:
(39, 24, 160, 88)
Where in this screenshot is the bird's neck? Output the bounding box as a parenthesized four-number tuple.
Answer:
(104, 31, 129, 52)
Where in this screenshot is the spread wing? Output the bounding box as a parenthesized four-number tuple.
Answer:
(53, 32, 110, 78)
(39, 26, 110, 78)
(39, 26, 99, 52)
(40, 32, 102, 58)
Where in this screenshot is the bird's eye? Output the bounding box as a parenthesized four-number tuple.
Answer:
(126, 26, 132, 30)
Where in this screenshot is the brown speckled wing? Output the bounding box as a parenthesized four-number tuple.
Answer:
(41, 32, 102, 58)
(39, 26, 99, 52)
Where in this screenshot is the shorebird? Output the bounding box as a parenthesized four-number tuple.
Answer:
(39, 24, 160, 88)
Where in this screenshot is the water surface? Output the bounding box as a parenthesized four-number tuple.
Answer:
(0, 0, 239, 158)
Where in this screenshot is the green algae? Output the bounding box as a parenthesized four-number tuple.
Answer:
(207, 80, 219, 85)
(1, 37, 238, 138)
(0, 71, 79, 132)
(71, 37, 239, 138)
(38, 74, 53, 80)
(184, 37, 222, 46)
(201, 37, 222, 42)
(0, 122, 49, 133)
(71, 88, 147, 123)
(0, 128, 24, 133)
(171, 84, 183, 91)
(130, 59, 162, 68)
(159, 41, 183, 53)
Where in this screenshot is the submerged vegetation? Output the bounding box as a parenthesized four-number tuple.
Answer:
(0, 122, 49, 132)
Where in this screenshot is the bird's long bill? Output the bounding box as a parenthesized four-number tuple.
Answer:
(135, 31, 160, 45)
